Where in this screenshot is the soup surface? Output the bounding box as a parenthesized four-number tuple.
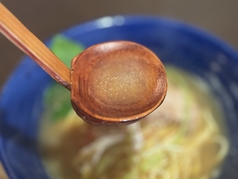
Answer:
(39, 64, 229, 179)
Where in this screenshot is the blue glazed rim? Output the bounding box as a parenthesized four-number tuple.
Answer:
(62, 15, 238, 57)
(0, 15, 238, 179)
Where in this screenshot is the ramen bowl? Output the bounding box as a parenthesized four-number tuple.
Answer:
(0, 16, 238, 179)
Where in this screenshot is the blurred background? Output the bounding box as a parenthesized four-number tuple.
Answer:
(0, 0, 238, 178)
(1, 0, 238, 89)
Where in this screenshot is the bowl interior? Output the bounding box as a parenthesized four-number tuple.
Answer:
(1, 16, 238, 179)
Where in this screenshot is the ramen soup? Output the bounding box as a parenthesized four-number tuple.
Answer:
(38, 65, 229, 179)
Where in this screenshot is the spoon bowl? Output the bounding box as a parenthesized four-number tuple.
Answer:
(71, 41, 167, 124)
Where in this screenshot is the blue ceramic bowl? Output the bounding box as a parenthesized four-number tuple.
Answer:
(1, 16, 238, 179)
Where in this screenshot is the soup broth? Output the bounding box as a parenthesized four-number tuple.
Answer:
(38, 66, 229, 179)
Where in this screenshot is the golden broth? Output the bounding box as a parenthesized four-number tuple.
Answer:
(38, 66, 229, 179)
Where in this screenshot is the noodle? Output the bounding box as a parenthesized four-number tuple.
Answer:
(39, 66, 229, 179)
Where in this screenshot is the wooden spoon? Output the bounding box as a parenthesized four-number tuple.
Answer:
(0, 3, 167, 125)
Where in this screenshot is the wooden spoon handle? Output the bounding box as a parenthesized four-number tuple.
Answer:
(0, 3, 71, 90)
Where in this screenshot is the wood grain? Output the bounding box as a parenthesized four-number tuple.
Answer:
(71, 41, 167, 124)
(0, 3, 71, 90)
